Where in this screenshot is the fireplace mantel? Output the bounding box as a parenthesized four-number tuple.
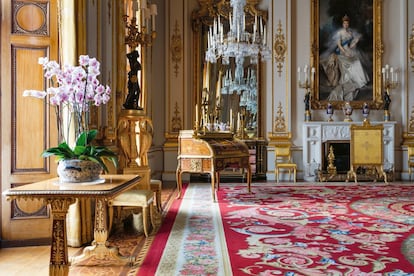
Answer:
(303, 121, 396, 181)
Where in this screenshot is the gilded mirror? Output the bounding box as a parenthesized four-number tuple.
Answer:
(192, 0, 266, 138)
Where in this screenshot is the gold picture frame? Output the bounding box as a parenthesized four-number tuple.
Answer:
(310, 0, 383, 110)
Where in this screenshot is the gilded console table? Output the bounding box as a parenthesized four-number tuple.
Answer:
(2, 174, 141, 276)
(176, 130, 251, 201)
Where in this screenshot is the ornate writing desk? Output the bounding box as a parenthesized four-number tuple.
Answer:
(176, 130, 251, 201)
(2, 174, 141, 276)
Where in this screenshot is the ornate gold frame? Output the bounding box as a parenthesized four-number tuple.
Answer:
(310, 0, 383, 110)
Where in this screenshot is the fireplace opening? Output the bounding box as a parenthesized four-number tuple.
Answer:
(322, 141, 350, 173)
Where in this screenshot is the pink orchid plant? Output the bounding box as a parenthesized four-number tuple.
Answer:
(23, 55, 117, 172)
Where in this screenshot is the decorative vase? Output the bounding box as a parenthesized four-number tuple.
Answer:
(57, 159, 102, 183)
(326, 102, 334, 122)
(362, 102, 370, 122)
(342, 102, 353, 122)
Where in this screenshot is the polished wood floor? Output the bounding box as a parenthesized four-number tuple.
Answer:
(0, 245, 80, 276)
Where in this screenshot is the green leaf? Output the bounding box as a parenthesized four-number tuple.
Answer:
(75, 129, 98, 147)
(73, 145, 87, 156)
(41, 128, 118, 172)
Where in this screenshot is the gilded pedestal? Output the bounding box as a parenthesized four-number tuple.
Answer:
(118, 109, 153, 187)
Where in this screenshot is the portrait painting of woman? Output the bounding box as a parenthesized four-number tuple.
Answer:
(317, 0, 373, 102)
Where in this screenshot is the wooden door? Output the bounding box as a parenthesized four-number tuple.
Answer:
(1, 0, 59, 245)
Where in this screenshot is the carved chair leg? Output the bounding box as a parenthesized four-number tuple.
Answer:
(294, 168, 297, 183)
(276, 168, 280, 183)
(142, 206, 149, 237)
(150, 204, 155, 229)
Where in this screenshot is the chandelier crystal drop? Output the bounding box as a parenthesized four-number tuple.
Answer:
(205, 0, 271, 65)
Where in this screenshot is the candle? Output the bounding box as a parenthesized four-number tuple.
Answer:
(304, 65, 308, 82)
(206, 62, 210, 92)
(216, 71, 222, 106)
(150, 4, 157, 30)
(202, 62, 207, 89)
(141, 0, 147, 9)
(230, 109, 233, 130)
(311, 67, 315, 83)
(133, 1, 138, 14)
(260, 17, 263, 35)
(196, 104, 199, 123)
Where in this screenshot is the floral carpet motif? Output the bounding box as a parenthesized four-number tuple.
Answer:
(138, 182, 231, 276)
(217, 184, 414, 275)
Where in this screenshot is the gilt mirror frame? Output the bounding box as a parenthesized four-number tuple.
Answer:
(310, 0, 383, 110)
(191, 0, 266, 138)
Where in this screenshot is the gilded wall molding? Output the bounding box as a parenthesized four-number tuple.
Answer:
(268, 102, 291, 145)
(273, 20, 286, 77)
(171, 20, 182, 77)
(172, 102, 182, 132)
(409, 106, 414, 133)
(273, 102, 287, 133)
(410, 24, 414, 72)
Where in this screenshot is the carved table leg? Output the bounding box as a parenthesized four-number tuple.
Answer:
(70, 198, 134, 265)
(46, 198, 76, 276)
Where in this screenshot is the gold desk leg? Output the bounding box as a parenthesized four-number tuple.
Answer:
(211, 171, 216, 202)
(176, 168, 183, 199)
(70, 198, 134, 265)
(47, 198, 76, 276)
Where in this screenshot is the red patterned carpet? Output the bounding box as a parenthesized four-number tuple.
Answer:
(217, 183, 414, 275)
(70, 182, 414, 275)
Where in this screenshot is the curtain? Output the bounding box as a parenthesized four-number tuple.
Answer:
(59, 0, 93, 247)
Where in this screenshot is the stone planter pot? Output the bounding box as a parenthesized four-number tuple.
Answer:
(57, 159, 102, 183)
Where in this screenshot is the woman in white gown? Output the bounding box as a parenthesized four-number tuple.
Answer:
(320, 15, 370, 101)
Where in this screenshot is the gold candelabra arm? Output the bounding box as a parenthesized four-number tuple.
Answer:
(298, 65, 315, 121)
(124, 15, 157, 48)
(381, 65, 399, 116)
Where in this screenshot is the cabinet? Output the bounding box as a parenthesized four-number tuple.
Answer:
(243, 139, 268, 180)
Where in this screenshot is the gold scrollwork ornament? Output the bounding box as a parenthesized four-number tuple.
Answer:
(171, 20, 182, 77)
(273, 20, 286, 76)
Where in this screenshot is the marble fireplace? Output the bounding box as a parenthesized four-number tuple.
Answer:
(302, 121, 396, 181)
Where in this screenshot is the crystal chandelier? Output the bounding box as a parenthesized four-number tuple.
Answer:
(205, 0, 271, 65)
